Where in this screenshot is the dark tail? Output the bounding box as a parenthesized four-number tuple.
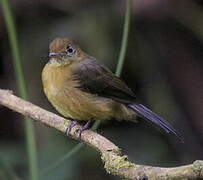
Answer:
(128, 103, 183, 143)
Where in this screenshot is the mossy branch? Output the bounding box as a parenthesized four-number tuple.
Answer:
(0, 89, 202, 180)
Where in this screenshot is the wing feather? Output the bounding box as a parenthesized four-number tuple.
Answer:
(72, 56, 136, 104)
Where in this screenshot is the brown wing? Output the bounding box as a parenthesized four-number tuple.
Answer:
(72, 56, 183, 142)
(72, 56, 136, 104)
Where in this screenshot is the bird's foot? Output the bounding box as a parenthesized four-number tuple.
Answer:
(76, 120, 91, 139)
(65, 120, 78, 136)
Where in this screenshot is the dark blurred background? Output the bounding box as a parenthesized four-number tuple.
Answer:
(0, 0, 203, 179)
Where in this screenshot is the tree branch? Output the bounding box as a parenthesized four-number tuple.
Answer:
(0, 89, 202, 180)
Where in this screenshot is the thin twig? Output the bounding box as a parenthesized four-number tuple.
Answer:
(0, 89, 202, 180)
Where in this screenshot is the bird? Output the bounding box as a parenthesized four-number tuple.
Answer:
(42, 37, 183, 142)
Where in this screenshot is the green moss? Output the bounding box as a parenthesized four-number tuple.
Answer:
(193, 160, 203, 176)
(101, 151, 134, 175)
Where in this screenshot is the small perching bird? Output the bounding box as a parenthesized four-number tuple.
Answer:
(42, 37, 183, 142)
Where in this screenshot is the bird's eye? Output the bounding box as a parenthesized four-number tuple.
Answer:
(66, 45, 75, 55)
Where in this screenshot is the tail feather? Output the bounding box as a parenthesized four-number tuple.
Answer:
(128, 103, 183, 142)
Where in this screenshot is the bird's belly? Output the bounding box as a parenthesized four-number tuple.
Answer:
(45, 85, 119, 121)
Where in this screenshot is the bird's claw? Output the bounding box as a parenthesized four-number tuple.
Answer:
(65, 120, 78, 136)
(76, 120, 91, 139)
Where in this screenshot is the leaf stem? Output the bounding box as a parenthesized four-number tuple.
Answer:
(116, 0, 132, 77)
(1, 0, 38, 180)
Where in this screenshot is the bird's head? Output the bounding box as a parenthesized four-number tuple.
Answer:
(48, 38, 85, 65)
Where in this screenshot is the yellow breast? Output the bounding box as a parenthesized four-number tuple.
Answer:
(42, 62, 112, 121)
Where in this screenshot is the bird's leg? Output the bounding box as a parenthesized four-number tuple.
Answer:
(65, 120, 78, 136)
(76, 120, 91, 139)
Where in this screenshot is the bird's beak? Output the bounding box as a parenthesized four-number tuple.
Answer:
(49, 52, 66, 58)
